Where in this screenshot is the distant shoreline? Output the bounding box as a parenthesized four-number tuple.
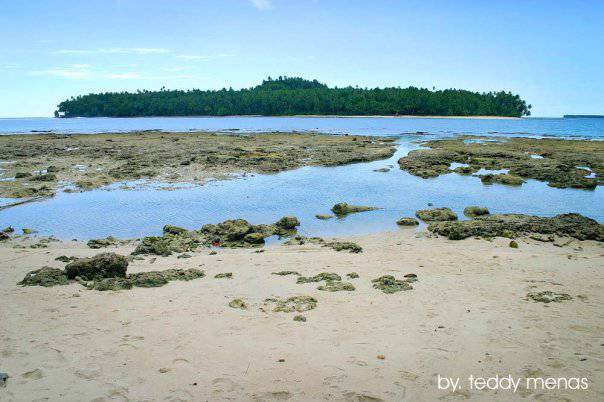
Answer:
(53, 114, 521, 120)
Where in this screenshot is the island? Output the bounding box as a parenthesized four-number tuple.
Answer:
(55, 76, 532, 118)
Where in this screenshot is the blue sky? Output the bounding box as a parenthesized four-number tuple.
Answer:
(1, 0, 603, 117)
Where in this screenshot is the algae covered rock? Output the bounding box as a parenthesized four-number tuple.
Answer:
(346, 272, 359, 279)
(397, 217, 419, 226)
(527, 291, 572, 303)
(229, 298, 247, 309)
(463, 206, 490, 218)
(2, 226, 14, 233)
(18, 267, 69, 287)
(297, 272, 342, 284)
(428, 213, 604, 241)
(272, 270, 300, 276)
(55, 255, 77, 263)
(315, 214, 333, 220)
(243, 232, 265, 244)
(85, 277, 133, 291)
(214, 272, 233, 279)
(318, 281, 355, 292)
(265, 296, 317, 313)
(293, 315, 306, 322)
(324, 241, 362, 253)
(87, 236, 119, 249)
(64, 252, 128, 280)
(415, 207, 458, 222)
(128, 271, 169, 288)
(162, 224, 189, 235)
(509, 240, 519, 248)
(161, 268, 205, 281)
(283, 235, 325, 246)
(480, 173, 525, 186)
(275, 216, 300, 230)
(200, 218, 282, 247)
(331, 202, 378, 216)
(372, 275, 414, 293)
(0, 232, 9, 242)
(133, 231, 201, 256)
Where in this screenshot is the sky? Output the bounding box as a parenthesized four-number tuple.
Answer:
(1, 0, 603, 117)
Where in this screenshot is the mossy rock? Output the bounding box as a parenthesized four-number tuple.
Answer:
(243, 232, 265, 244)
(162, 224, 189, 235)
(15, 172, 32, 179)
(85, 277, 133, 291)
(161, 268, 205, 281)
(64, 252, 128, 281)
(315, 214, 333, 220)
(318, 281, 356, 292)
(87, 236, 119, 249)
(129, 271, 169, 287)
(214, 272, 233, 279)
(372, 275, 414, 294)
(324, 241, 362, 253)
(428, 213, 604, 241)
(479, 173, 525, 186)
(416, 207, 458, 222)
(346, 272, 359, 279)
(283, 235, 325, 246)
(527, 291, 572, 303)
(229, 298, 247, 309)
(2, 226, 14, 233)
(331, 202, 378, 216)
(297, 272, 342, 284)
(55, 255, 77, 263)
(31, 173, 57, 182)
(463, 206, 490, 218)
(0, 232, 9, 242)
(509, 240, 519, 248)
(293, 315, 307, 322)
(265, 296, 317, 313)
(272, 271, 300, 276)
(18, 267, 69, 287)
(397, 217, 419, 226)
(275, 216, 300, 230)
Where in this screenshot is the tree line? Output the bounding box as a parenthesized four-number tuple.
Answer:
(55, 76, 531, 118)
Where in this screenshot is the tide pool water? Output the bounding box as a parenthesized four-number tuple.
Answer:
(1, 136, 602, 240)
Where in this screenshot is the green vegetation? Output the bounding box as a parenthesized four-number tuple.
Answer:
(55, 76, 531, 118)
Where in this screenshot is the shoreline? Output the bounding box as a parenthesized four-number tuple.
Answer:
(1, 229, 602, 400)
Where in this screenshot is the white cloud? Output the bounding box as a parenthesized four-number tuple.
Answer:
(175, 53, 233, 61)
(28, 64, 193, 81)
(249, 0, 273, 10)
(53, 47, 172, 55)
(29, 65, 92, 79)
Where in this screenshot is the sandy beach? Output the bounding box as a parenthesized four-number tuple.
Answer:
(1, 229, 602, 401)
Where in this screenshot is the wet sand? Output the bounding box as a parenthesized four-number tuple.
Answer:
(1, 230, 602, 401)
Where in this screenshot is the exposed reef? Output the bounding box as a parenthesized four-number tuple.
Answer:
(0, 131, 395, 198)
(428, 213, 604, 241)
(415, 207, 458, 222)
(398, 136, 603, 189)
(18, 252, 205, 290)
(132, 217, 300, 255)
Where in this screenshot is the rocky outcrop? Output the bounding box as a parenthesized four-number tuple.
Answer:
(428, 213, 604, 241)
(64, 252, 128, 280)
(415, 207, 458, 222)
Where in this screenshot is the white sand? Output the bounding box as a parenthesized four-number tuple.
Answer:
(1, 230, 603, 401)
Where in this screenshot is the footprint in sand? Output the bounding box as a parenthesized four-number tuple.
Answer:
(212, 377, 243, 393)
(342, 391, 384, 401)
(21, 368, 44, 380)
(252, 391, 292, 401)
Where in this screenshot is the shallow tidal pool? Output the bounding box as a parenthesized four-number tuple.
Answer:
(0, 136, 602, 240)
